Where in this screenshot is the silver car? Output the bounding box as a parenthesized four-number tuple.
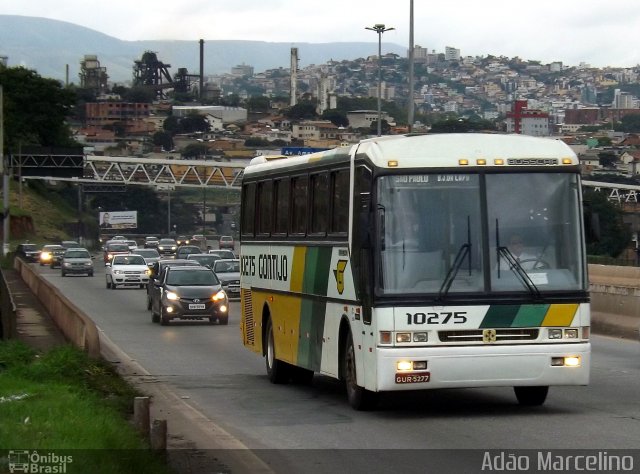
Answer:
(61, 248, 94, 277)
(212, 259, 240, 300)
(135, 248, 161, 267)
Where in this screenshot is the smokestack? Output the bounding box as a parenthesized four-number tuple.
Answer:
(199, 39, 204, 102)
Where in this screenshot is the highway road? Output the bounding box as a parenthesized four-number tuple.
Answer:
(38, 261, 640, 472)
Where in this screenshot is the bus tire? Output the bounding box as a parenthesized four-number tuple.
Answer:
(290, 366, 314, 385)
(265, 318, 290, 384)
(514, 386, 548, 406)
(343, 331, 378, 410)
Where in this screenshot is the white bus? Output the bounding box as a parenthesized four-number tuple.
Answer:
(240, 133, 590, 410)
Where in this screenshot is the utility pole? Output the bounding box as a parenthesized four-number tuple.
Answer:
(408, 0, 415, 132)
(1, 85, 9, 256)
(365, 24, 395, 137)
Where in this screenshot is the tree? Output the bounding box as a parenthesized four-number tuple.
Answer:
(121, 86, 156, 103)
(181, 143, 208, 159)
(321, 109, 349, 127)
(284, 101, 317, 120)
(246, 96, 271, 113)
(616, 113, 640, 133)
(163, 115, 180, 134)
(178, 113, 210, 134)
(0, 66, 77, 152)
(152, 131, 173, 151)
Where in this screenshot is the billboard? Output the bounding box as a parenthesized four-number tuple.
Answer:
(99, 211, 138, 230)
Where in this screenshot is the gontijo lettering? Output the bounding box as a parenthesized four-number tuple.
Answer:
(241, 254, 288, 281)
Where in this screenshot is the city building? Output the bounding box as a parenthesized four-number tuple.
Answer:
(505, 100, 550, 136)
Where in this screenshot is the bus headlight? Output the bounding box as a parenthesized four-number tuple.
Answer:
(551, 356, 581, 367)
(548, 329, 563, 339)
(564, 329, 578, 339)
(396, 333, 411, 343)
(397, 360, 428, 371)
(413, 332, 428, 342)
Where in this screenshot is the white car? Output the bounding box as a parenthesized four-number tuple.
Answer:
(105, 254, 150, 289)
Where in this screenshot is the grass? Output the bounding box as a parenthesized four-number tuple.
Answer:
(0, 341, 174, 473)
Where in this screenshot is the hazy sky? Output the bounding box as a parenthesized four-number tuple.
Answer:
(2, 0, 639, 68)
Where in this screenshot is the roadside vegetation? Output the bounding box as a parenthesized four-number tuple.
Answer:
(0, 341, 174, 473)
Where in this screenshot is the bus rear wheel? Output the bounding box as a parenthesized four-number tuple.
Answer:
(265, 318, 290, 384)
(343, 331, 378, 410)
(514, 386, 548, 406)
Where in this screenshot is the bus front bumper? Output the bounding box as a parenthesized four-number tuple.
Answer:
(374, 342, 590, 392)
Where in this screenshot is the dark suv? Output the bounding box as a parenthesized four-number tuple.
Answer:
(149, 266, 228, 325)
(16, 243, 40, 262)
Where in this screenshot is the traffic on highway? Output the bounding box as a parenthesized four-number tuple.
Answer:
(23, 236, 640, 473)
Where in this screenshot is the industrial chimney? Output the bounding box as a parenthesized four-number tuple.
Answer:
(199, 39, 204, 103)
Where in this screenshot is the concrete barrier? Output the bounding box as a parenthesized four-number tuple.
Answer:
(14, 258, 101, 358)
(588, 264, 640, 340)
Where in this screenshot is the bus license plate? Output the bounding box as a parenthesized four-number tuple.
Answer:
(395, 372, 430, 384)
(189, 304, 206, 310)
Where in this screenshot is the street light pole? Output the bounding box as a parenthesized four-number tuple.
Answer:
(366, 24, 394, 137)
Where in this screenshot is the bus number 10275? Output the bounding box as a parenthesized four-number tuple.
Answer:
(406, 312, 468, 325)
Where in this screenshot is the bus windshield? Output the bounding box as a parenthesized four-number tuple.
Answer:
(376, 172, 585, 297)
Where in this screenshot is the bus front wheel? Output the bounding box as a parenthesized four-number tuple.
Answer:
(514, 386, 548, 406)
(265, 318, 290, 384)
(343, 331, 378, 410)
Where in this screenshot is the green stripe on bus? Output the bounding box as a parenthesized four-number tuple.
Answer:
(297, 298, 326, 371)
(480, 305, 519, 328)
(302, 247, 332, 295)
(512, 304, 549, 327)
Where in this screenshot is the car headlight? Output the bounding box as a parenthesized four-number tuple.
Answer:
(166, 291, 179, 300)
(63, 262, 71, 267)
(113, 269, 123, 275)
(212, 290, 227, 302)
(41, 252, 51, 260)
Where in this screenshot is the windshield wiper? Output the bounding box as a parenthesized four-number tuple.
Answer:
(438, 216, 472, 301)
(438, 243, 470, 301)
(497, 246, 541, 298)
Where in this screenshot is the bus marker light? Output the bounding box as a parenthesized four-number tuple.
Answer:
(396, 332, 411, 343)
(494, 159, 504, 165)
(397, 361, 413, 371)
(476, 159, 487, 165)
(458, 159, 469, 166)
(562, 158, 573, 165)
(388, 160, 399, 167)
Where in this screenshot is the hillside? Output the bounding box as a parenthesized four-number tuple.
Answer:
(0, 15, 406, 83)
(8, 181, 77, 244)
